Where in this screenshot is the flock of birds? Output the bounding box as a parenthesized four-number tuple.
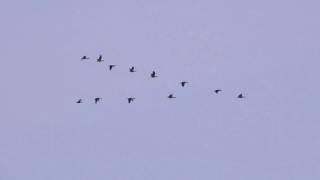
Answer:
(76, 55, 245, 104)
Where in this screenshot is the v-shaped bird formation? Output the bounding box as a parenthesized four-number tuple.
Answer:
(76, 54, 246, 104)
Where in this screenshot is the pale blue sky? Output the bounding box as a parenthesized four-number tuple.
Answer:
(1, 0, 319, 179)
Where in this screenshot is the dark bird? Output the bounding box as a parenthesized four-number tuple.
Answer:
(81, 56, 89, 60)
(96, 55, 103, 62)
(128, 97, 135, 104)
(76, 99, 83, 103)
(181, 81, 188, 87)
(94, 97, 102, 104)
(237, 94, 245, 98)
(129, 66, 136, 72)
(108, 65, 116, 70)
(151, 71, 158, 78)
(214, 89, 222, 94)
(168, 94, 176, 99)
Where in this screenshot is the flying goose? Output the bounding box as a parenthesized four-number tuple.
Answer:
(81, 56, 89, 60)
(151, 71, 158, 78)
(237, 94, 244, 98)
(128, 97, 135, 104)
(108, 65, 116, 70)
(129, 66, 136, 72)
(94, 97, 102, 104)
(168, 94, 176, 99)
(181, 81, 188, 87)
(96, 55, 103, 62)
(76, 99, 83, 103)
(214, 89, 222, 94)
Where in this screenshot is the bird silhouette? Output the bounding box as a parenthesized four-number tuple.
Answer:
(96, 55, 103, 62)
(181, 81, 188, 87)
(128, 97, 135, 104)
(81, 56, 89, 60)
(94, 97, 102, 104)
(76, 99, 83, 103)
(237, 94, 244, 98)
(129, 66, 136, 72)
(151, 71, 158, 78)
(168, 94, 176, 99)
(214, 89, 222, 94)
(108, 65, 116, 70)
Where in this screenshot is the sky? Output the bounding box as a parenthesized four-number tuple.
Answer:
(1, 0, 320, 179)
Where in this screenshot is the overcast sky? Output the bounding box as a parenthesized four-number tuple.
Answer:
(1, 0, 320, 179)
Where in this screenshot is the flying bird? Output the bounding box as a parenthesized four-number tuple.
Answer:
(214, 89, 222, 94)
(168, 94, 176, 99)
(237, 94, 245, 99)
(151, 71, 158, 78)
(181, 81, 188, 87)
(128, 97, 135, 104)
(96, 55, 103, 62)
(76, 99, 83, 103)
(81, 56, 89, 60)
(94, 97, 102, 104)
(129, 66, 136, 72)
(108, 65, 116, 70)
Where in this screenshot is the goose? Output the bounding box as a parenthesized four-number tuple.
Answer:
(129, 66, 136, 72)
(108, 65, 116, 70)
(168, 94, 176, 99)
(96, 55, 103, 62)
(128, 97, 135, 104)
(94, 97, 102, 104)
(237, 94, 244, 98)
(181, 81, 188, 87)
(81, 56, 89, 60)
(76, 99, 83, 103)
(151, 71, 158, 78)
